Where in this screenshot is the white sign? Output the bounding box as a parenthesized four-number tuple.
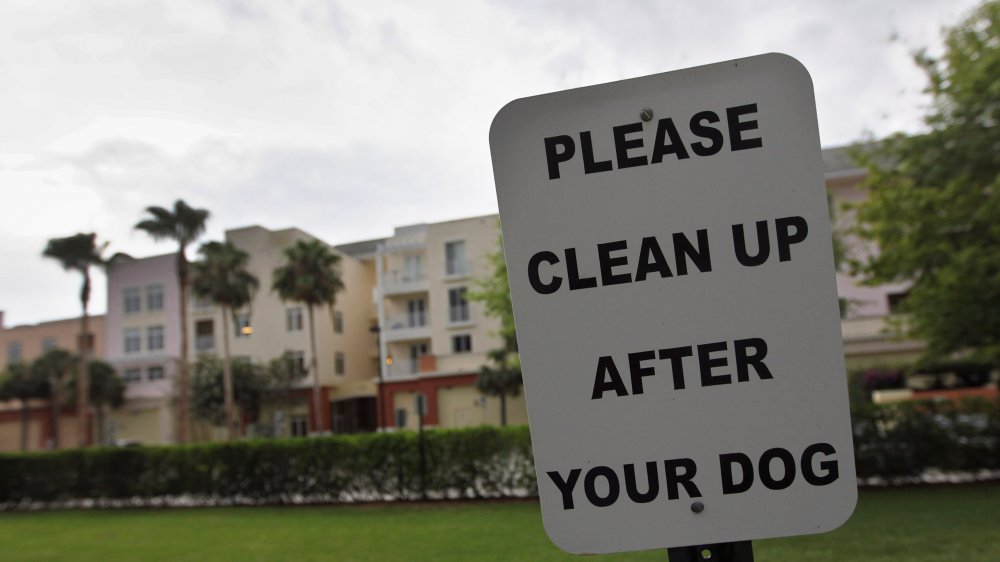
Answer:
(489, 54, 856, 554)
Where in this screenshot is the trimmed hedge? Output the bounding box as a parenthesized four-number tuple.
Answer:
(1, 400, 998, 507)
(852, 398, 1000, 482)
(0, 426, 535, 506)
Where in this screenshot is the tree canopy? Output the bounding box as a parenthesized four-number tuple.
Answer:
(190, 355, 268, 428)
(135, 200, 210, 250)
(469, 230, 522, 425)
(191, 241, 259, 314)
(851, 1, 1000, 362)
(271, 239, 345, 308)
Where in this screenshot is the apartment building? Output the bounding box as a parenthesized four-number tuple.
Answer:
(4, 147, 955, 450)
(356, 215, 528, 430)
(104, 253, 180, 445)
(0, 311, 105, 451)
(822, 147, 926, 370)
(189, 226, 379, 437)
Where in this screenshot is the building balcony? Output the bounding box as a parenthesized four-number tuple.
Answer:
(382, 316, 431, 342)
(382, 270, 429, 296)
(384, 354, 437, 381)
(382, 352, 487, 382)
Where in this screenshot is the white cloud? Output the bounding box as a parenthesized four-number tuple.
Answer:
(0, 0, 983, 325)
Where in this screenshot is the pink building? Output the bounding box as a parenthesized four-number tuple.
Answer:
(104, 253, 181, 444)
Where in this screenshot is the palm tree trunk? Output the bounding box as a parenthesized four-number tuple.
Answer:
(308, 304, 323, 433)
(177, 250, 191, 443)
(50, 376, 60, 449)
(20, 399, 29, 451)
(96, 405, 105, 445)
(222, 310, 236, 440)
(78, 272, 91, 447)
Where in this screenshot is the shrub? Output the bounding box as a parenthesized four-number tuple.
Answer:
(1, 400, 997, 507)
(0, 425, 535, 506)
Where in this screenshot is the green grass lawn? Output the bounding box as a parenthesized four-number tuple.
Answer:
(1, 484, 998, 561)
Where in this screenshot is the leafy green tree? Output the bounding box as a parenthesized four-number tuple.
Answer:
(190, 355, 267, 431)
(272, 239, 344, 433)
(263, 351, 309, 436)
(191, 241, 259, 440)
(136, 199, 210, 443)
(469, 231, 522, 426)
(31, 349, 78, 448)
(851, 1, 1000, 363)
(0, 362, 49, 451)
(67, 360, 125, 445)
(42, 233, 106, 446)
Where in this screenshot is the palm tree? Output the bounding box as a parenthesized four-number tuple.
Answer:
(272, 239, 344, 434)
(31, 349, 78, 448)
(136, 200, 210, 444)
(0, 362, 49, 451)
(191, 241, 259, 440)
(43, 233, 106, 447)
(67, 360, 125, 445)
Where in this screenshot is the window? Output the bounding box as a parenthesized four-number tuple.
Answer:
(123, 368, 141, 383)
(409, 343, 428, 374)
(147, 325, 164, 351)
(335, 352, 345, 375)
(124, 328, 141, 354)
(195, 320, 214, 352)
(888, 291, 909, 314)
(146, 284, 164, 311)
(452, 334, 472, 353)
(288, 350, 307, 374)
(290, 415, 308, 437)
(193, 295, 213, 310)
(6, 342, 22, 364)
(286, 307, 304, 332)
(333, 310, 344, 334)
(404, 254, 424, 281)
(448, 287, 470, 323)
(41, 337, 58, 352)
(407, 299, 426, 327)
(124, 287, 141, 314)
(147, 365, 165, 380)
(235, 312, 252, 338)
(445, 240, 468, 276)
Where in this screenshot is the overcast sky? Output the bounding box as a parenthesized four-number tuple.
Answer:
(0, 0, 981, 327)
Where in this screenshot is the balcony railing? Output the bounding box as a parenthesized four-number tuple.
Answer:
(383, 315, 431, 342)
(385, 354, 437, 379)
(383, 270, 428, 296)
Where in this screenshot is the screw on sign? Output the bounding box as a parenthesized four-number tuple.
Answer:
(489, 54, 856, 559)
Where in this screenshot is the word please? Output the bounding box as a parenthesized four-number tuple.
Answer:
(543, 103, 764, 180)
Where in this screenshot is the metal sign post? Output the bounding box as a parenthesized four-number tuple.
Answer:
(668, 541, 754, 562)
(415, 393, 428, 501)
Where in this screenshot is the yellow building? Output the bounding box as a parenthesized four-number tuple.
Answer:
(0, 312, 105, 451)
(189, 226, 380, 437)
(358, 215, 528, 430)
